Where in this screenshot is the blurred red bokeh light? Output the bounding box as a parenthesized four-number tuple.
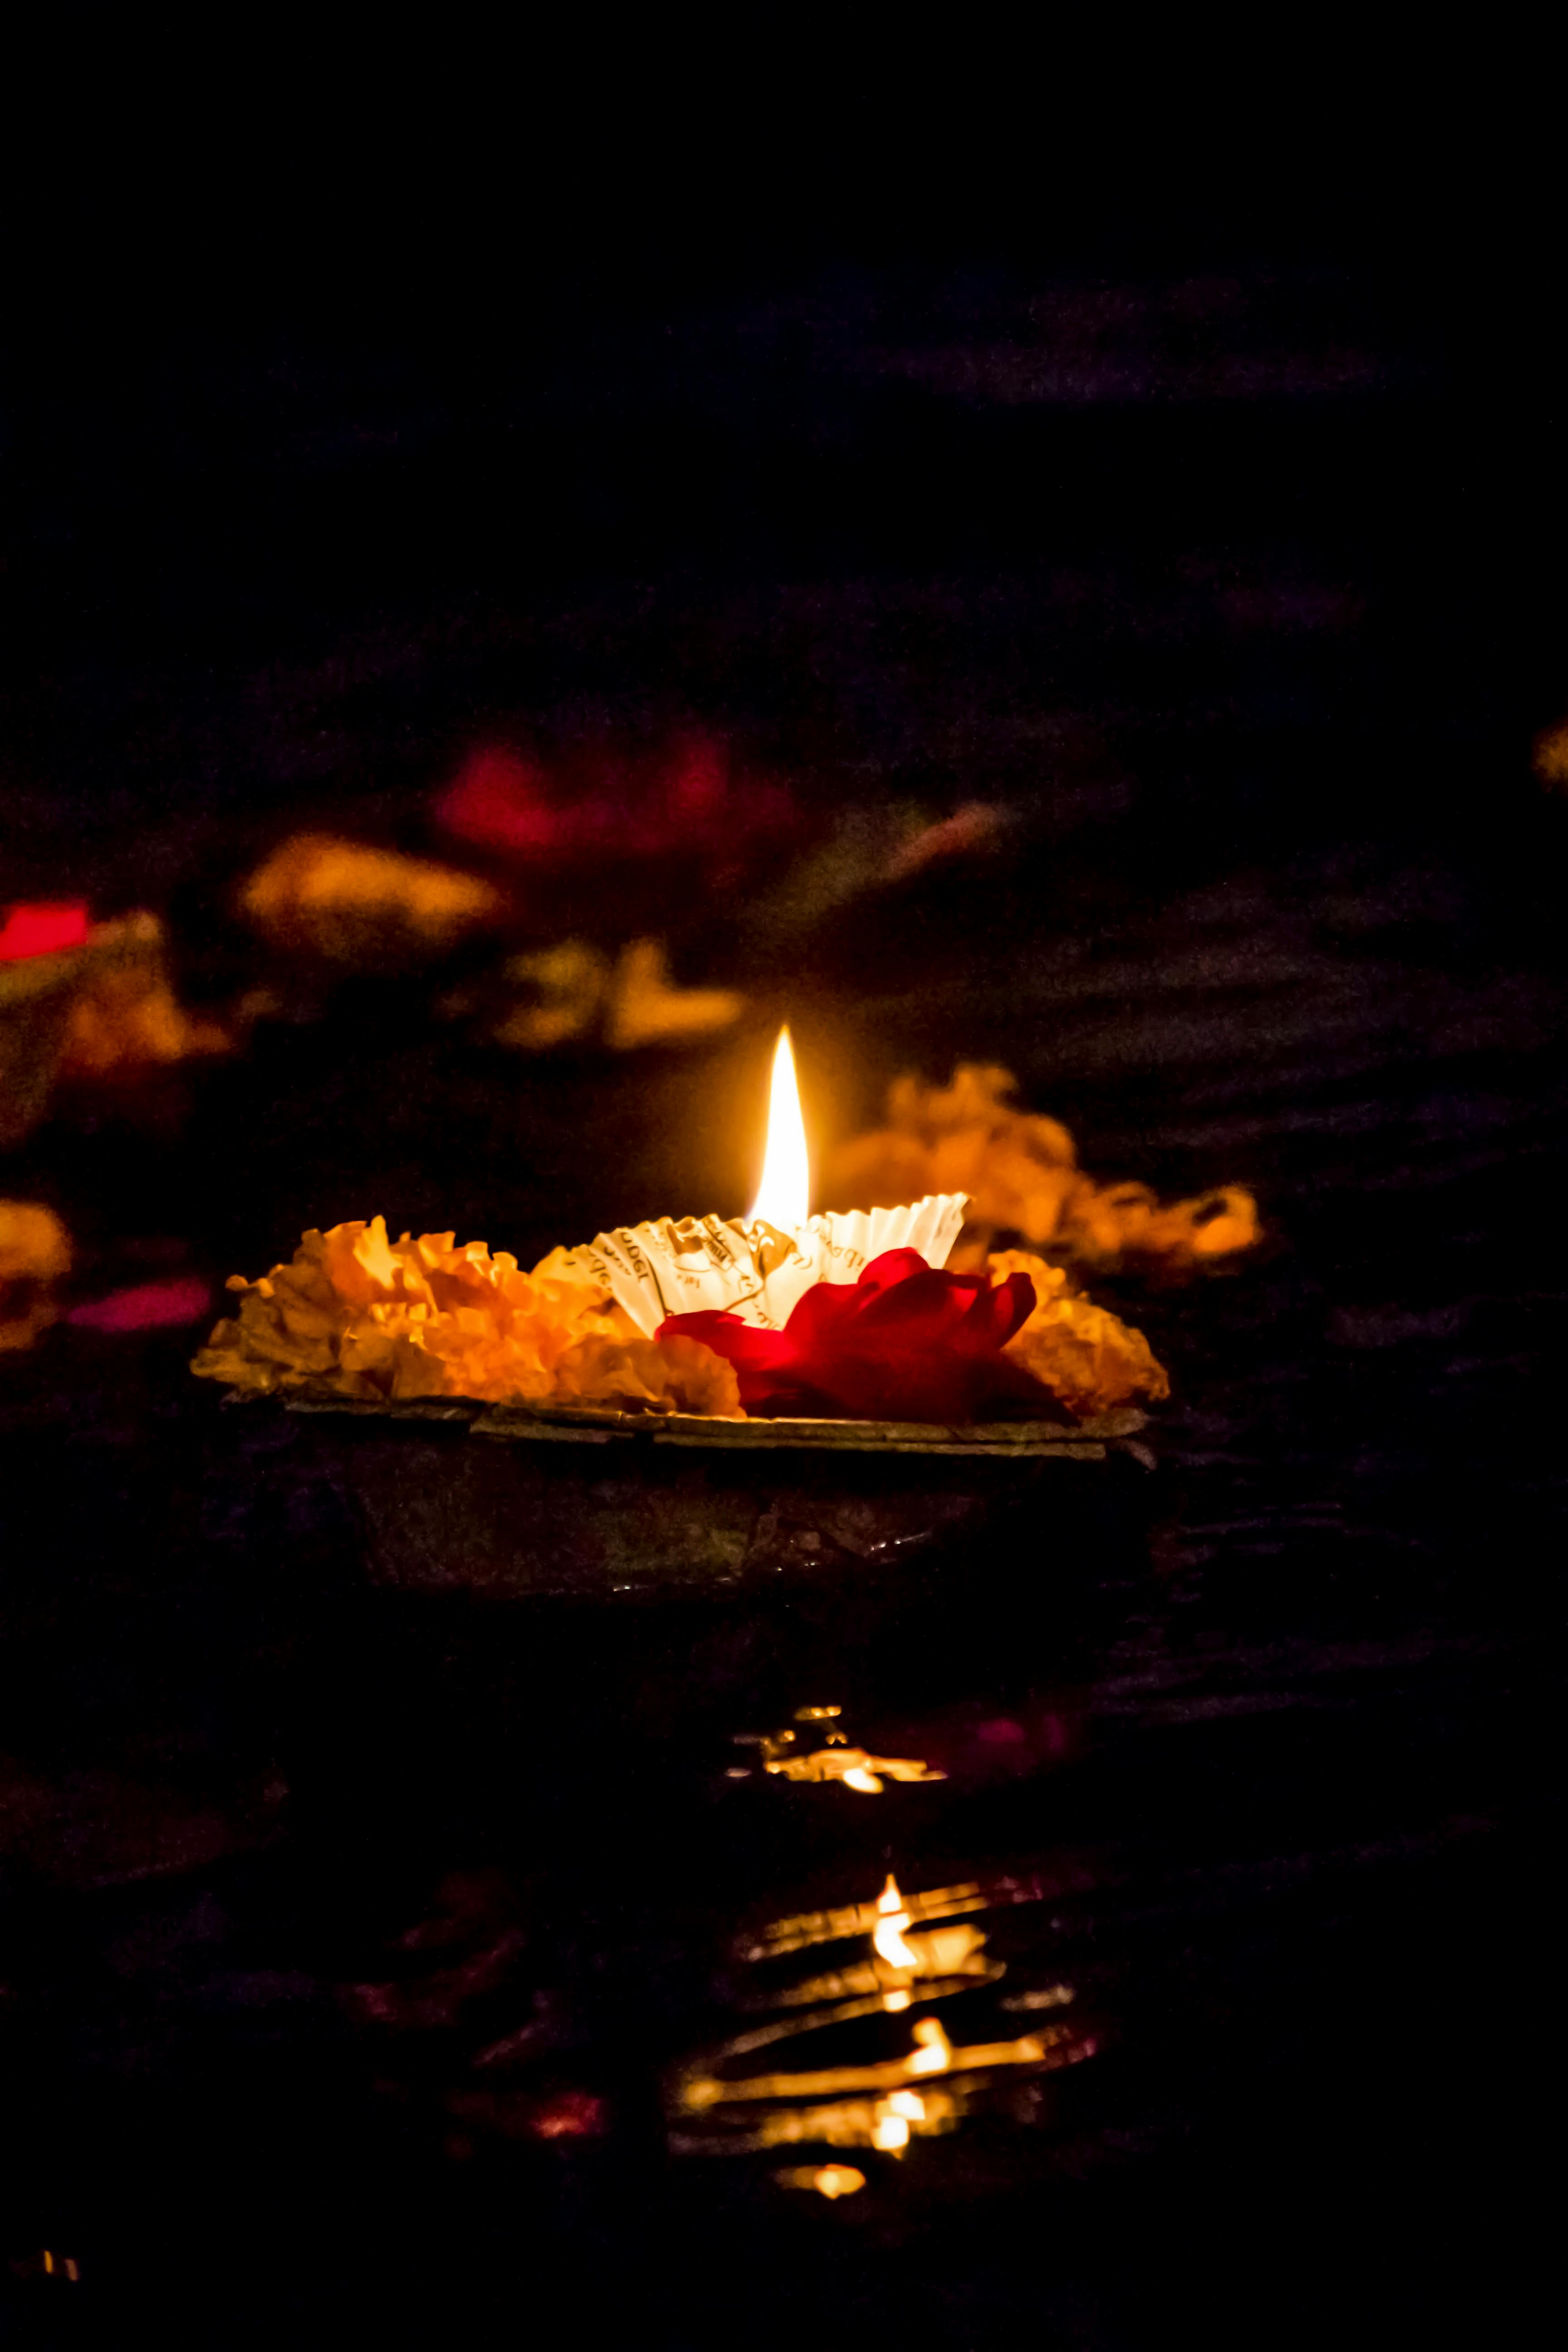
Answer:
(0, 902, 90, 961)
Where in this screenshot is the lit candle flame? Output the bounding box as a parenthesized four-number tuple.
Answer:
(748, 1026, 810, 1230)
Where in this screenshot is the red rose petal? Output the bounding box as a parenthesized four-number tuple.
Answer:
(659, 1250, 1042, 1423)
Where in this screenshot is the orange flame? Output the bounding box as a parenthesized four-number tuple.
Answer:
(872, 1874, 920, 1970)
(773, 2163, 867, 2198)
(749, 1026, 810, 1229)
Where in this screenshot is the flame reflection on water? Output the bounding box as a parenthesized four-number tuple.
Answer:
(735, 1714, 945, 1794)
(669, 1867, 1097, 2176)
(774, 2163, 867, 2199)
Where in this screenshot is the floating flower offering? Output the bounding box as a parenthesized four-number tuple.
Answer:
(193, 1030, 1168, 1428)
(194, 1032, 1173, 1593)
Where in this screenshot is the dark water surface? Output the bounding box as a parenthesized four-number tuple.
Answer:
(5, 836, 1558, 2347)
(2, 263, 1562, 2344)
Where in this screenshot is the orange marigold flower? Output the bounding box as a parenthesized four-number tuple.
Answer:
(988, 1249, 1170, 1419)
(552, 1331, 742, 1416)
(823, 1066, 1259, 1275)
(57, 913, 231, 1079)
(0, 1199, 72, 1353)
(191, 1219, 735, 1413)
(239, 836, 501, 971)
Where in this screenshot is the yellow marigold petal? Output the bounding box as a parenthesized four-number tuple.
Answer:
(988, 1247, 1071, 1305)
(552, 1332, 743, 1417)
(353, 1217, 403, 1290)
(989, 1249, 1168, 1419)
(1169, 1187, 1261, 1260)
(1019, 1111, 1077, 1166)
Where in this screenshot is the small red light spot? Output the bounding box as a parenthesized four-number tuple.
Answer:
(67, 1277, 211, 1333)
(529, 2090, 605, 2140)
(436, 749, 560, 855)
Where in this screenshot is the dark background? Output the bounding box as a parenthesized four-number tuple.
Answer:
(2, 70, 1563, 2348)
